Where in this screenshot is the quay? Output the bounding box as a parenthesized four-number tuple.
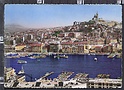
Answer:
(74, 73, 89, 79)
(57, 71, 74, 81)
(97, 74, 110, 78)
(73, 73, 89, 83)
(36, 72, 54, 82)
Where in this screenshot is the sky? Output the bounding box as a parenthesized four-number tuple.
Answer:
(5, 5, 122, 28)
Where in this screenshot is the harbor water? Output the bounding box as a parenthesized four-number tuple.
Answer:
(5, 54, 122, 81)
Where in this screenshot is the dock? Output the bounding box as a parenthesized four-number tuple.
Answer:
(97, 74, 110, 78)
(57, 71, 74, 81)
(73, 73, 89, 83)
(74, 73, 89, 79)
(36, 72, 54, 82)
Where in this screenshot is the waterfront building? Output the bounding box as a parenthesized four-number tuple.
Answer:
(49, 43, 59, 52)
(62, 46, 71, 53)
(95, 39, 104, 45)
(15, 44, 26, 52)
(42, 46, 48, 54)
(61, 41, 89, 54)
(88, 78, 122, 88)
(61, 41, 73, 51)
(94, 46, 102, 53)
(83, 45, 90, 53)
(72, 46, 78, 54)
(78, 45, 84, 53)
(4, 45, 15, 52)
(28, 43, 44, 52)
(89, 39, 95, 45)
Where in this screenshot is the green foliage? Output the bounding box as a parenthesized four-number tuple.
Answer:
(52, 30, 62, 36)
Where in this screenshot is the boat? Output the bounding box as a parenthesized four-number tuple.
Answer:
(88, 54, 90, 55)
(94, 58, 97, 61)
(28, 56, 35, 59)
(54, 54, 68, 59)
(91, 53, 96, 55)
(18, 66, 25, 74)
(107, 55, 113, 58)
(60, 55, 68, 58)
(29, 54, 46, 59)
(40, 55, 46, 58)
(17, 60, 27, 64)
(54, 55, 60, 59)
(18, 69, 25, 74)
(107, 54, 116, 58)
(37, 59, 40, 62)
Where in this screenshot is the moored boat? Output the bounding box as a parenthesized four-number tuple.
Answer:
(54, 54, 68, 59)
(28, 54, 46, 59)
(18, 66, 25, 74)
(60, 55, 68, 58)
(107, 54, 116, 58)
(17, 60, 27, 64)
(94, 58, 97, 61)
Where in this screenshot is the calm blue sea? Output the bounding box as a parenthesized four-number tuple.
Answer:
(5, 54, 122, 81)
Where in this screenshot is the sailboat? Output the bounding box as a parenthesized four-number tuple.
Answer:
(18, 65, 25, 74)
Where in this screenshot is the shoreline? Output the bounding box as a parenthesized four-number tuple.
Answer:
(5, 52, 111, 55)
(5, 52, 121, 58)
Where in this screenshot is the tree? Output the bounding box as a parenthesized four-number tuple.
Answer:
(52, 30, 62, 37)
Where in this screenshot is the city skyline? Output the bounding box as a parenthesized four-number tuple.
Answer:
(5, 5, 122, 28)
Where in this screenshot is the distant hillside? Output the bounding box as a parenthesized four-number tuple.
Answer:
(4, 24, 29, 32)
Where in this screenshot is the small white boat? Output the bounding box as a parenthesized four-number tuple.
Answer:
(17, 60, 27, 64)
(28, 56, 35, 59)
(54, 56, 57, 58)
(18, 66, 25, 74)
(94, 58, 97, 61)
(60, 55, 68, 58)
(54, 55, 68, 59)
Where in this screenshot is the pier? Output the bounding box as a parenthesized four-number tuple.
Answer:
(36, 72, 54, 82)
(57, 71, 74, 81)
(74, 73, 89, 79)
(73, 73, 89, 83)
(97, 74, 110, 78)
